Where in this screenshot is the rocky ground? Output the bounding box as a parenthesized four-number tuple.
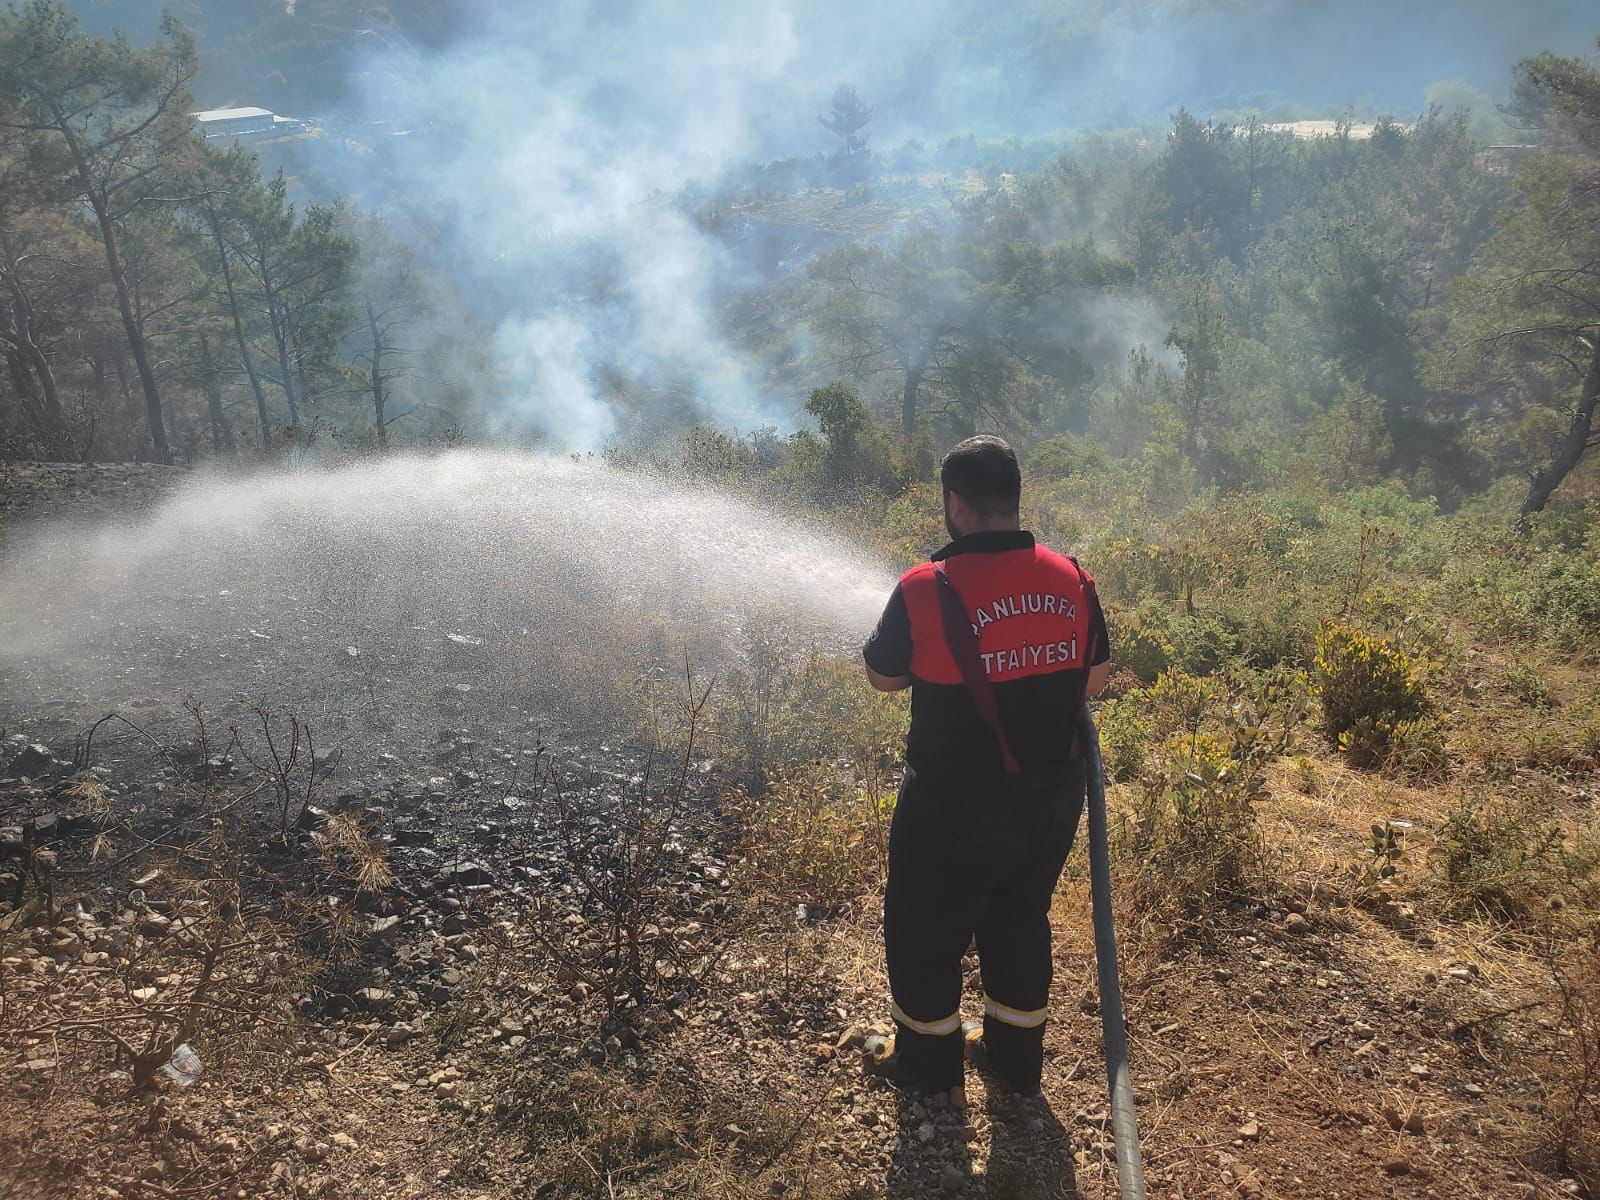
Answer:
(1, 463, 1596, 1199)
(0, 462, 183, 530)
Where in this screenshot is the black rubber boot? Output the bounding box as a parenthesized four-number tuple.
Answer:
(862, 1033, 966, 1105)
(963, 1019, 1043, 1096)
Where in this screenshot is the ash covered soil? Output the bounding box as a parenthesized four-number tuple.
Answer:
(0, 462, 1593, 1200)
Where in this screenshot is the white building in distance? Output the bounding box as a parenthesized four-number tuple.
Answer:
(192, 106, 312, 142)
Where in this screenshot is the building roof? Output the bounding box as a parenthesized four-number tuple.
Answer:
(1262, 120, 1412, 141)
(191, 107, 275, 123)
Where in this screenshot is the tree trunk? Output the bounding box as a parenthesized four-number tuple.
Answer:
(267, 293, 299, 428)
(113, 355, 136, 418)
(366, 292, 388, 447)
(63, 127, 168, 462)
(199, 333, 235, 456)
(83, 354, 110, 463)
(902, 345, 932, 437)
(256, 253, 299, 429)
(3, 348, 69, 460)
(289, 322, 312, 423)
(1520, 339, 1600, 521)
(0, 241, 72, 458)
(206, 204, 272, 451)
(17, 314, 68, 458)
(4, 347, 47, 448)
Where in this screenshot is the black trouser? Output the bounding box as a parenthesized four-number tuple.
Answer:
(882, 759, 1085, 1093)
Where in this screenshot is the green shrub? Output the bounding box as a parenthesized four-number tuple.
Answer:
(1351, 820, 1409, 901)
(719, 629, 906, 785)
(729, 761, 893, 912)
(719, 633, 903, 912)
(1504, 663, 1553, 708)
(1383, 716, 1451, 782)
(1117, 671, 1306, 936)
(1313, 619, 1432, 769)
(1166, 612, 1237, 676)
(876, 482, 945, 569)
(1141, 667, 1220, 740)
(1230, 592, 1320, 669)
(1107, 603, 1176, 683)
(1095, 695, 1151, 782)
(1429, 791, 1568, 921)
(1438, 504, 1600, 653)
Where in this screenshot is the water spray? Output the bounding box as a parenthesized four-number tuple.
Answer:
(0, 452, 891, 731)
(1081, 706, 1147, 1200)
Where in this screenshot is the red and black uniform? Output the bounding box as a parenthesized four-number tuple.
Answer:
(864, 529, 1109, 1093)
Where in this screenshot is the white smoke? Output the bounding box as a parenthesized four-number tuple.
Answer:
(303, 0, 1596, 448)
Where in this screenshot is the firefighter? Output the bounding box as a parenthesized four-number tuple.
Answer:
(862, 434, 1111, 1101)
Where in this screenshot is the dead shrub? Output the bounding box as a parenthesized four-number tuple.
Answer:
(2, 824, 316, 1091)
(1540, 924, 1600, 1192)
(523, 672, 741, 1036)
(728, 760, 894, 914)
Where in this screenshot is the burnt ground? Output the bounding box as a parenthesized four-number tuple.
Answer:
(1, 462, 1596, 1200)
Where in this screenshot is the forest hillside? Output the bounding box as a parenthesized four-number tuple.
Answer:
(1, 3, 1599, 1198)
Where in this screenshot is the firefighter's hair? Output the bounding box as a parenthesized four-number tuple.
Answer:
(941, 434, 1021, 516)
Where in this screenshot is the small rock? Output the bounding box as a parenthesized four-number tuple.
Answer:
(1383, 1104, 1425, 1134)
(6, 743, 58, 778)
(1238, 1120, 1261, 1140)
(140, 912, 171, 937)
(1383, 1156, 1410, 1176)
(438, 861, 494, 887)
(357, 987, 395, 1013)
(1284, 912, 1310, 935)
(330, 1132, 358, 1151)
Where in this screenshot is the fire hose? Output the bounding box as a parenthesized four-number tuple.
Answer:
(1081, 706, 1147, 1200)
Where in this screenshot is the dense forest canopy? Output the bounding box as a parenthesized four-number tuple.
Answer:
(0, 0, 1597, 523)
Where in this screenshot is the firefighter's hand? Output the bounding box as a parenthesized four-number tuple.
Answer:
(1086, 661, 1110, 698)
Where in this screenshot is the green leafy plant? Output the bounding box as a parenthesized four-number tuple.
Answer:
(1119, 670, 1307, 935)
(1096, 695, 1151, 782)
(1353, 820, 1408, 899)
(1107, 604, 1177, 683)
(1504, 662, 1554, 708)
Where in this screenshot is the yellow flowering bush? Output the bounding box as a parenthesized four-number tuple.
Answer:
(1313, 620, 1431, 769)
